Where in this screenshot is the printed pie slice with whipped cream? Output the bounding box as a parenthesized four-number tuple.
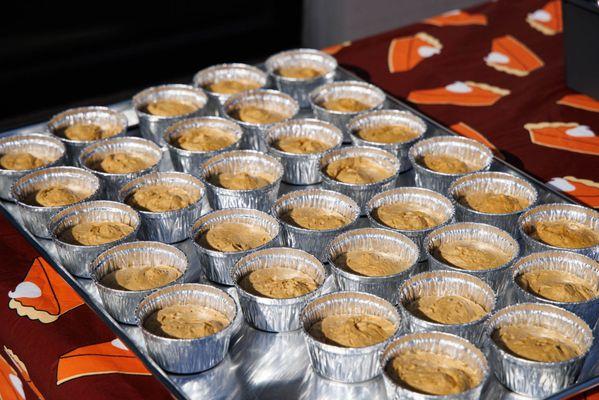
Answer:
(484, 35, 544, 77)
(450, 122, 503, 158)
(526, 0, 563, 35)
(322, 40, 351, 55)
(388, 32, 442, 73)
(0, 352, 25, 400)
(558, 94, 599, 113)
(548, 177, 599, 208)
(4, 347, 45, 400)
(525, 122, 599, 156)
(407, 81, 510, 106)
(424, 9, 487, 26)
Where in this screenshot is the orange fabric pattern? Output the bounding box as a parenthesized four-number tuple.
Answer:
(485, 35, 544, 76)
(558, 94, 599, 113)
(0, 352, 25, 400)
(548, 177, 599, 208)
(388, 32, 442, 73)
(4, 347, 45, 400)
(407, 81, 510, 106)
(525, 122, 599, 156)
(424, 9, 487, 26)
(526, 0, 563, 35)
(450, 122, 503, 158)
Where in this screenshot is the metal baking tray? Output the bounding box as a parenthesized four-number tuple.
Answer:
(1, 66, 597, 400)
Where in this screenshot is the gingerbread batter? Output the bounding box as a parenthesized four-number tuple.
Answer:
(357, 124, 419, 144)
(207, 79, 261, 94)
(127, 184, 198, 212)
(321, 98, 370, 113)
(493, 324, 582, 362)
(240, 267, 318, 299)
(284, 207, 349, 230)
(518, 270, 598, 303)
(309, 314, 396, 348)
(436, 241, 511, 271)
(32, 186, 84, 207)
(420, 153, 474, 174)
(335, 250, 410, 277)
(101, 265, 182, 291)
(275, 136, 330, 154)
(61, 221, 134, 246)
(325, 156, 393, 184)
(175, 126, 236, 151)
(0, 152, 47, 171)
(386, 350, 481, 395)
(211, 171, 272, 190)
(144, 99, 198, 117)
(61, 123, 121, 141)
(201, 222, 271, 252)
(234, 106, 286, 124)
(276, 66, 324, 79)
(96, 152, 152, 174)
(144, 304, 230, 339)
(408, 295, 488, 324)
(460, 192, 529, 214)
(375, 203, 441, 230)
(532, 220, 599, 249)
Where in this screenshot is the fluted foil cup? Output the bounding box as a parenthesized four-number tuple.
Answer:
(425, 222, 519, 293)
(90, 241, 188, 324)
(163, 116, 243, 174)
(381, 332, 489, 400)
(117, 171, 205, 243)
(485, 303, 593, 397)
(190, 208, 280, 285)
(367, 187, 455, 261)
(135, 283, 238, 374)
(300, 291, 401, 382)
(11, 166, 101, 238)
(200, 150, 283, 211)
(265, 118, 342, 185)
(511, 251, 599, 328)
(223, 89, 299, 151)
(271, 188, 360, 261)
(398, 271, 496, 346)
(327, 227, 419, 304)
(347, 109, 426, 173)
(49, 200, 140, 278)
(309, 81, 386, 142)
(518, 203, 599, 259)
(0, 133, 65, 200)
(47, 106, 128, 165)
(409, 136, 493, 194)
(232, 247, 329, 332)
(265, 48, 337, 107)
(79, 137, 162, 199)
(448, 171, 538, 238)
(320, 146, 400, 214)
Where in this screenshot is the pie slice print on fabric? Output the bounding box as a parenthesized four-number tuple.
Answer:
(527, 0, 563, 35)
(548, 177, 599, 208)
(558, 94, 599, 113)
(525, 122, 599, 156)
(424, 9, 487, 26)
(407, 81, 510, 106)
(450, 122, 503, 158)
(8, 257, 84, 323)
(388, 32, 442, 73)
(484, 35, 544, 76)
(0, 352, 25, 400)
(57, 338, 151, 385)
(4, 347, 45, 400)
(322, 41, 351, 55)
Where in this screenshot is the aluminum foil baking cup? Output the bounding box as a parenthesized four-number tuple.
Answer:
(0, 133, 65, 200)
(320, 146, 400, 214)
(135, 283, 238, 374)
(90, 241, 188, 324)
(190, 208, 281, 285)
(380, 332, 489, 400)
(366, 187, 455, 261)
(49, 200, 140, 278)
(117, 171, 205, 243)
(518, 203, 599, 259)
(192, 63, 268, 114)
(271, 188, 360, 261)
(300, 291, 401, 382)
(309, 81, 386, 142)
(163, 116, 243, 174)
(11, 166, 101, 238)
(347, 109, 427, 173)
(398, 271, 496, 346)
(424, 222, 519, 293)
(265, 118, 343, 185)
(199, 149, 283, 211)
(510, 251, 599, 328)
(222, 89, 299, 151)
(265, 48, 337, 107)
(231, 247, 329, 332)
(79, 136, 162, 200)
(448, 171, 538, 238)
(47, 106, 128, 164)
(326, 227, 419, 304)
(408, 136, 493, 194)
(485, 303, 593, 397)
(133, 84, 209, 146)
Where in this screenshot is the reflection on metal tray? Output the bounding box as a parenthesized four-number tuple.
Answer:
(1, 66, 596, 400)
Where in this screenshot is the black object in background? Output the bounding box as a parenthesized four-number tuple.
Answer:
(0, 1, 302, 130)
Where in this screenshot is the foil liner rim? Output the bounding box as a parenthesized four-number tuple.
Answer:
(265, 48, 337, 83)
(0, 133, 66, 176)
(162, 116, 243, 156)
(265, 118, 343, 160)
(192, 63, 268, 94)
(309, 80, 386, 116)
(346, 109, 427, 148)
(222, 89, 300, 128)
(47, 106, 129, 145)
(132, 84, 208, 120)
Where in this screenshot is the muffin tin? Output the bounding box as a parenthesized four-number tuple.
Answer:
(0, 62, 595, 400)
